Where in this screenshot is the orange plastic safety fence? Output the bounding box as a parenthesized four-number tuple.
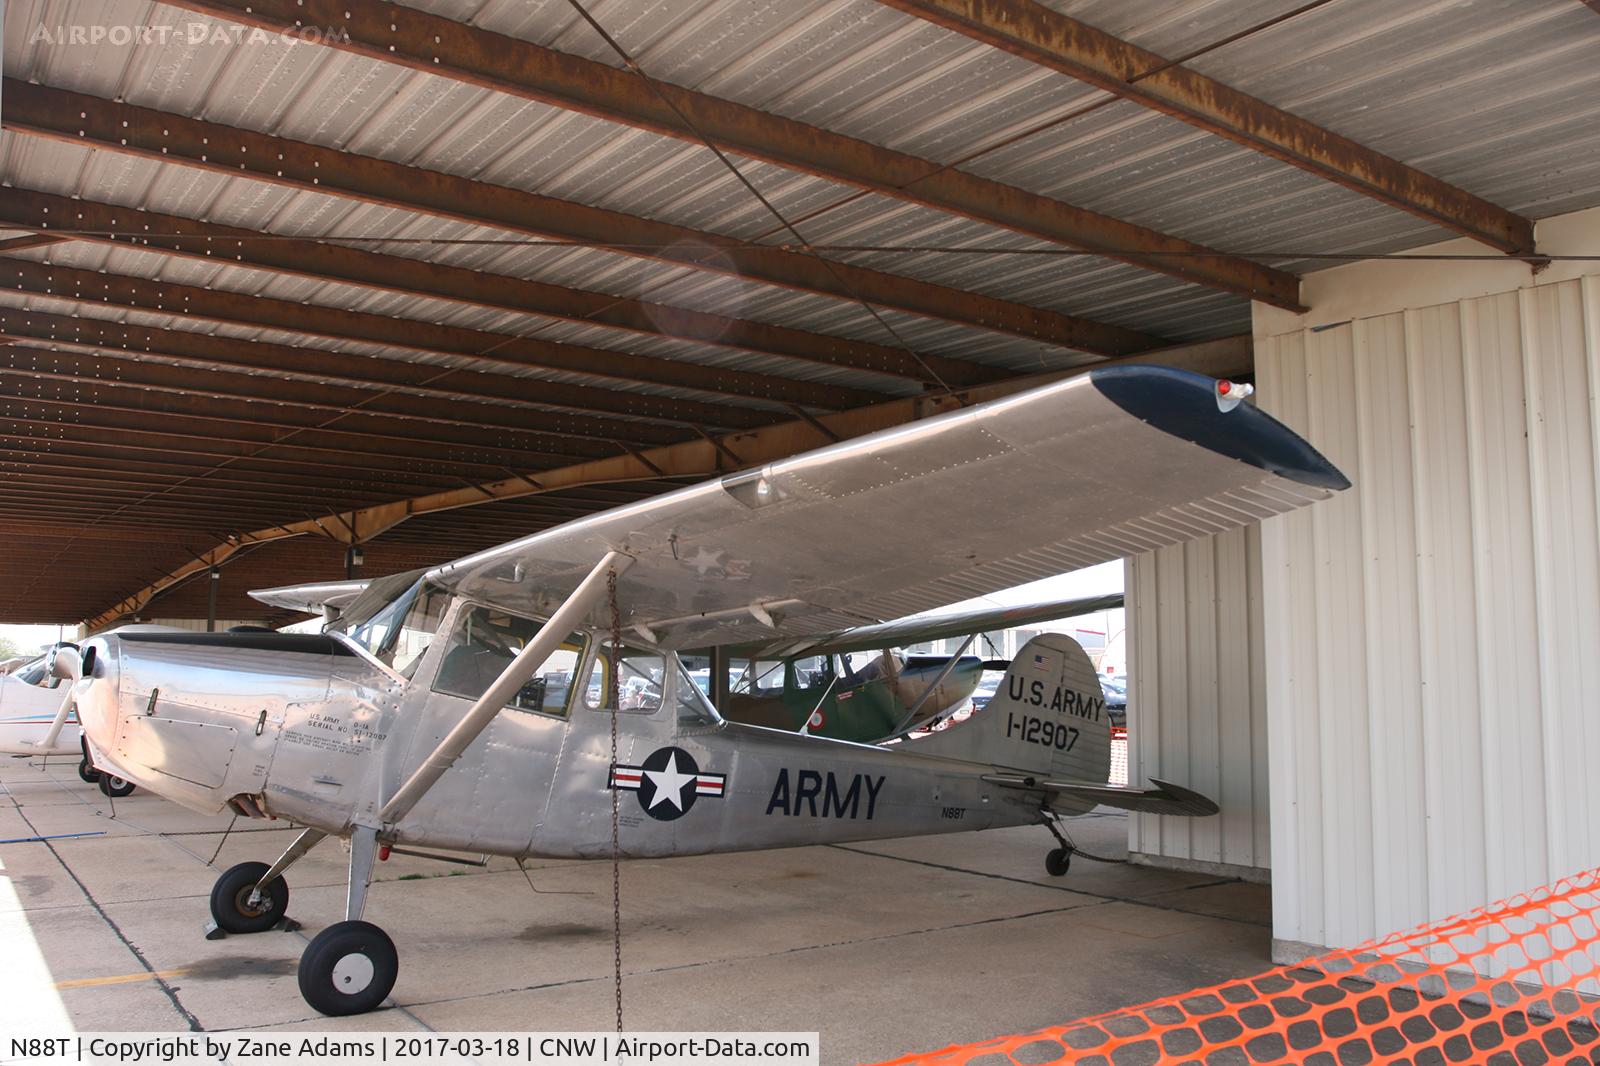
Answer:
(873, 869, 1600, 1065)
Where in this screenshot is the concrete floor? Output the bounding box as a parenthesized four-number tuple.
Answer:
(0, 755, 1272, 1064)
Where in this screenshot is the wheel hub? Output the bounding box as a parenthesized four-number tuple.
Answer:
(233, 885, 272, 918)
(331, 952, 375, 994)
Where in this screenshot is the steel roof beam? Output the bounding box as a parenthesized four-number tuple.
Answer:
(0, 495, 300, 529)
(0, 420, 488, 486)
(0, 463, 401, 509)
(0, 234, 68, 254)
(878, 0, 1536, 255)
(0, 394, 590, 471)
(3, 467, 381, 506)
(0, 274, 861, 416)
(0, 260, 878, 411)
(0, 483, 337, 523)
(0, 444, 438, 499)
(163, 0, 1302, 309)
(4, 80, 1166, 359)
(0, 189, 983, 388)
(0, 345, 661, 452)
(0, 307, 768, 432)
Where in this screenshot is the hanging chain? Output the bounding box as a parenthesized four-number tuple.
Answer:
(607, 566, 624, 1035)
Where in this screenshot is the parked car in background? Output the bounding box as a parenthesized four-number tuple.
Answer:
(1101, 674, 1127, 730)
(969, 671, 1003, 713)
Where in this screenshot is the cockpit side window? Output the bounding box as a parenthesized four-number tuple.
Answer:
(432, 605, 585, 718)
(791, 655, 834, 689)
(731, 659, 786, 695)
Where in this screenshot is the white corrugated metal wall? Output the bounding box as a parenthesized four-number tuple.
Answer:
(1255, 206, 1600, 958)
(1126, 527, 1271, 880)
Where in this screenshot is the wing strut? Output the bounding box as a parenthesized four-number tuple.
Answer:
(379, 550, 633, 824)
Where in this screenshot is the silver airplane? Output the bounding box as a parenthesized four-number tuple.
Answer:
(64, 366, 1348, 1017)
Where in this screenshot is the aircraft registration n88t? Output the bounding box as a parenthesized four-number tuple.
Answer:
(68, 366, 1348, 1016)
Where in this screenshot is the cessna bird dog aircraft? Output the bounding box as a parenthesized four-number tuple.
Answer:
(67, 367, 1347, 1016)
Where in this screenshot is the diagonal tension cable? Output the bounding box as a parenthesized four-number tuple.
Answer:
(561, 0, 962, 400)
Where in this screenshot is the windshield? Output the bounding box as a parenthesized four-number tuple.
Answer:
(336, 573, 449, 676)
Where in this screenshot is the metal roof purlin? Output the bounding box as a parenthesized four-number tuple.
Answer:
(159, 0, 1305, 309)
(0, 258, 878, 411)
(877, 0, 1536, 256)
(0, 305, 772, 431)
(0, 189, 972, 389)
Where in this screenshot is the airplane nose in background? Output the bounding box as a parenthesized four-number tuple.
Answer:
(75, 639, 122, 751)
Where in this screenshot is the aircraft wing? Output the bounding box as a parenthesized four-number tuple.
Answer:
(431, 366, 1348, 648)
(250, 578, 372, 615)
(983, 773, 1220, 816)
(733, 592, 1125, 659)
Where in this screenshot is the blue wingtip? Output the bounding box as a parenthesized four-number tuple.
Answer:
(1089, 365, 1351, 492)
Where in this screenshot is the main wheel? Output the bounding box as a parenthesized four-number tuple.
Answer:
(77, 757, 100, 784)
(210, 861, 289, 934)
(1045, 847, 1072, 877)
(97, 773, 136, 798)
(298, 920, 398, 1017)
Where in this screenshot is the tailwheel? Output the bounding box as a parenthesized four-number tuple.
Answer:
(77, 757, 100, 784)
(1045, 847, 1073, 877)
(97, 773, 135, 798)
(210, 861, 289, 934)
(298, 920, 397, 1016)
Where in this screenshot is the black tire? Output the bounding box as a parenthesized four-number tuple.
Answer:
(77, 757, 100, 784)
(209, 861, 290, 934)
(1045, 847, 1072, 877)
(298, 920, 398, 1017)
(98, 773, 136, 798)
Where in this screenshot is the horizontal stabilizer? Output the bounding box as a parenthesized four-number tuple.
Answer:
(982, 774, 1220, 817)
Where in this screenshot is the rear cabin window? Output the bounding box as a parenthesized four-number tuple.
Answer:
(731, 659, 787, 695)
(586, 648, 720, 726)
(433, 605, 586, 718)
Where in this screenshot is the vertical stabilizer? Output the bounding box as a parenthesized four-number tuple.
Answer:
(903, 633, 1110, 784)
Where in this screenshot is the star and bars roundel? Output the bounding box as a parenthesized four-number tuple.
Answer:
(609, 746, 727, 821)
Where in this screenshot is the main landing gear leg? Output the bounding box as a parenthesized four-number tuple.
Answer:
(207, 827, 323, 937)
(297, 825, 398, 1017)
(1042, 817, 1075, 878)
